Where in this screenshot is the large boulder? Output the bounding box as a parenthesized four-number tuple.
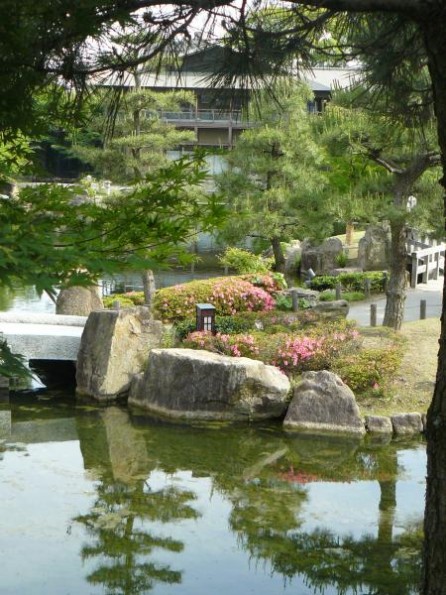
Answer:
(129, 348, 291, 421)
(301, 237, 344, 275)
(56, 285, 104, 316)
(284, 370, 365, 435)
(76, 307, 164, 402)
(358, 224, 391, 271)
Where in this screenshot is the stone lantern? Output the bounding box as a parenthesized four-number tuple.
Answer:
(196, 303, 216, 333)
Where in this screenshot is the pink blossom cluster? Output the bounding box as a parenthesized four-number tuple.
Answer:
(210, 279, 275, 316)
(183, 331, 259, 358)
(272, 336, 322, 371)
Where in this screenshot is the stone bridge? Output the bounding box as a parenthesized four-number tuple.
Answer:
(0, 312, 86, 362)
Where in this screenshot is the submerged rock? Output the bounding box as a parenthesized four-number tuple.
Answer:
(284, 370, 365, 435)
(129, 348, 291, 421)
(76, 307, 163, 402)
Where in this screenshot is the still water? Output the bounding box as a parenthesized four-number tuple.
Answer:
(0, 390, 424, 595)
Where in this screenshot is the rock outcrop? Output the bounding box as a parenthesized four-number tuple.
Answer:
(358, 224, 391, 271)
(391, 412, 424, 435)
(284, 370, 365, 435)
(129, 348, 291, 421)
(56, 285, 103, 316)
(76, 307, 163, 402)
(301, 237, 344, 275)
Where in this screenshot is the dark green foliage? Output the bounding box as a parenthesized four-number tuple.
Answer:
(0, 158, 223, 294)
(310, 271, 386, 293)
(0, 339, 32, 379)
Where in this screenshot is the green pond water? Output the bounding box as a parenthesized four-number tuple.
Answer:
(0, 390, 425, 595)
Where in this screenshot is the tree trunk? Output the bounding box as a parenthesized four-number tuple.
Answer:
(271, 237, 286, 272)
(142, 270, 156, 311)
(382, 218, 407, 330)
(421, 18, 446, 595)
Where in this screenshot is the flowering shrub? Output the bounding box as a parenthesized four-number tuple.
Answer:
(240, 272, 287, 294)
(271, 336, 323, 372)
(153, 276, 275, 321)
(183, 331, 259, 358)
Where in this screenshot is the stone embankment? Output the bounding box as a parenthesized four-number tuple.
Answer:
(74, 308, 427, 436)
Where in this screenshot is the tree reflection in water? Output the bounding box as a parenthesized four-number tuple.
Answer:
(75, 407, 199, 594)
(223, 433, 423, 594)
(73, 406, 423, 595)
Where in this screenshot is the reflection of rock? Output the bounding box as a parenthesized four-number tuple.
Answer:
(129, 348, 291, 421)
(101, 407, 151, 483)
(56, 285, 103, 316)
(285, 432, 362, 469)
(76, 308, 163, 402)
(284, 370, 365, 435)
(0, 410, 11, 437)
(391, 413, 423, 435)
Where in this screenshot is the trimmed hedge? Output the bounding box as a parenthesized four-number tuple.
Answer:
(310, 271, 386, 293)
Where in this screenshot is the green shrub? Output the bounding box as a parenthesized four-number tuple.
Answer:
(319, 290, 365, 302)
(103, 291, 145, 308)
(274, 293, 293, 311)
(218, 247, 273, 274)
(310, 271, 386, 294)
(333, 346, 403, 396)
(103, 295, 135, 308)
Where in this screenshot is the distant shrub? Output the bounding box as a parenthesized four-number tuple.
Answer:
(310, 271, 386, 293)
(103, 291, 145, 308)
(319, 290, 365, 302)
(218, 247, 273, 274)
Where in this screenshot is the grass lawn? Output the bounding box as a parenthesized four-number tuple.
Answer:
(358, 318, 438, 417)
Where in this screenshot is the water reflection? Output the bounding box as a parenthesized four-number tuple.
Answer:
(0, 395, 425, 594)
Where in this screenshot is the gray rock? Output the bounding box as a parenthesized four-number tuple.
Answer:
(288, 287, 320, 307)
(358, 224, 391, 271)
(391, 412, 423, 435)
(365, 415, 393, 434)
(129, 348, 291, 421)
(76, 307, 163, 402)
(0, 410, 11, 437)
(56, 285, 103, 316)
(284, 370, 365, 435)
(312, 299, 349, 320)
(301, 237, 344, 275)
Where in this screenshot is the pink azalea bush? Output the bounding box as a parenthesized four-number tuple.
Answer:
(153, 275, 275, 321)
(183, 331, 260, 358)
(271, 336, 323, 372)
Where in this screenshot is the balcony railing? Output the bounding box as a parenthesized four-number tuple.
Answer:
(157, 109, 253, 124)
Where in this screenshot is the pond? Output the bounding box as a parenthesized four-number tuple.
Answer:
(0, 390, 425, 595)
